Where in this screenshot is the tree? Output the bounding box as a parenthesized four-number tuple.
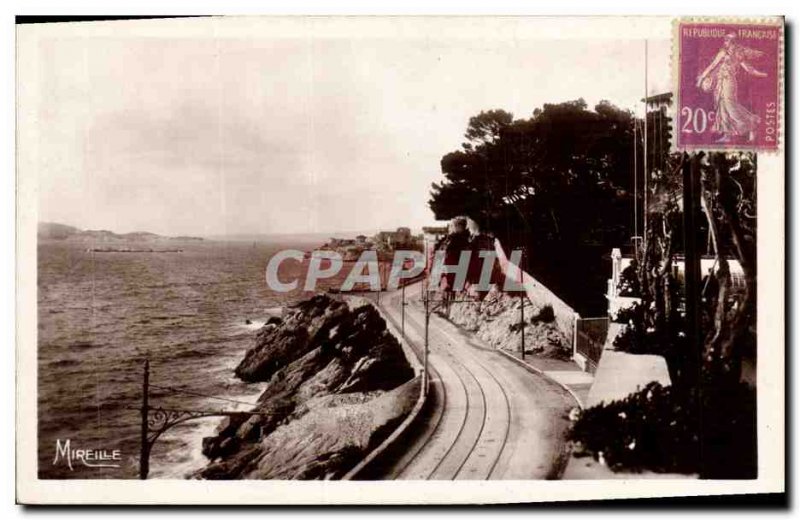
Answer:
(434, 100, 759, 478)
(463, 109, 514, 147)
(631, 154, 689, 382)
(632, 150, 757, 388)
(699, 152, 757, 384)
(627, 148, 757, 478)
(429, 100, 637, 314)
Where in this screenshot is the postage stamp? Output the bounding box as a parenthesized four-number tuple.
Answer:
(15, 16, 785, 505)
(674, 18, 783, 152)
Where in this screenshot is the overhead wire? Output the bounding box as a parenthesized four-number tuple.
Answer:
(148, 383, 260, 408)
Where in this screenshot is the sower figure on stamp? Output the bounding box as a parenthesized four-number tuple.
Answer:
(696, 32, 768, 143)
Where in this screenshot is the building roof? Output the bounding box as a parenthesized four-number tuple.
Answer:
(641, 92, 674, 107)
(422, 226, 448, 234)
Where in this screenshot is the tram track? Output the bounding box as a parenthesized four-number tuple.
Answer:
(378, 289, 517, 480)
(373, 284, 574, 480)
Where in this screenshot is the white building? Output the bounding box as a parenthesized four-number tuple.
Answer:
(607, 247, 745, 318)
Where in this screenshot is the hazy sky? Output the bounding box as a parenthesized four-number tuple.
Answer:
(29, 18, 670, 237)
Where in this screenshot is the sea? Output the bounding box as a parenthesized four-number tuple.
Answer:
(37, 238, 350, 479)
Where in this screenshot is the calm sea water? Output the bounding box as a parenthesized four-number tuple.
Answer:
(37, 239, 337, 479)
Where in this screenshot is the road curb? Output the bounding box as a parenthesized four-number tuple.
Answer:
(342, 298, 429, 480)
(496, 349, 585, 410)
(495, 349, 586, 481)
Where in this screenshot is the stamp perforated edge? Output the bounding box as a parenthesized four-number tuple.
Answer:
(670, 16, 784, 154)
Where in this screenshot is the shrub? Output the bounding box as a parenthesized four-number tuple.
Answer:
(611, 302, 648, 354)
(617, 262, 640, 297)
(611, 301, 687, 362)
(531, 304, 555, 323)
(612, 300, 643, 326)
(569, 381, 756, 477)
(570, 382, 698, 473)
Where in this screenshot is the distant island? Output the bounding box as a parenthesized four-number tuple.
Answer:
(38, 222, 204, 244)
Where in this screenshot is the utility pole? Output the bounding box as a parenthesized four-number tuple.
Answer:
(418, 288, 478, 399)
(139, 359, 150, 480)
(682, 153, 703, 386)
(633, 119, 638, 241)
(377, 262, 382, 305)
(134, 361, 272, 480)
(682, 152, 705, 470)
(423, 290, 430, 396)
(643, 39, 649, 253)
(519, 292, 525, 361)
(401, 282, 406, 338)
(519, 247, 526, 361)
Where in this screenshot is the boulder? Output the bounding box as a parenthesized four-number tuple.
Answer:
(198, 379, 419, 480)
(446, 287, 570, 357)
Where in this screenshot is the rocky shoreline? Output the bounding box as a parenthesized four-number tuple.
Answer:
(196, 295, 417, 479)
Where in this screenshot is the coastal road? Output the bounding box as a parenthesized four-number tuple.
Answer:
(376, 284, 576, 480)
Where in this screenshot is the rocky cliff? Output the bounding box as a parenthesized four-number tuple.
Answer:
(443, 288, 571, 358)
(198, 295, 417, 479)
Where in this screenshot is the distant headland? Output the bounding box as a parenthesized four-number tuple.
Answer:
(38, 222, 204, 243)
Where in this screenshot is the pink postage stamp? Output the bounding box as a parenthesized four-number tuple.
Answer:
(675, 18, 783, 152)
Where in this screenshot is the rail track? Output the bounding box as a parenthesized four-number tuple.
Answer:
(376, 286, 573, 480)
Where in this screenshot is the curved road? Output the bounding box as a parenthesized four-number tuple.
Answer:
(377, 285, 576, 480)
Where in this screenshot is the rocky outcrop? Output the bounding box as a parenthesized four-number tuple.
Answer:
(443, 287, 571, 358)
(201, 380, 418, 479)
(198, 295, 416, 479)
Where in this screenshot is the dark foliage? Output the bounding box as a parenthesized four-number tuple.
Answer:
(617, 261, 641, 297)
(431, 103, 760, 480)
(570, 381, 756, 478)
(611, 303, 652, 354)
(531, 304, 555, 324)
(570, 382, 699, 473)
(612, 301, 689, 385)
(429, 100, 640, 315)
(698, 153, 758, 383)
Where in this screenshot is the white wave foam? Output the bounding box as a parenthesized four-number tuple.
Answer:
(264, 307, 282, 316)
(238, 319, 267, 331)
(151, 384, 267, 479)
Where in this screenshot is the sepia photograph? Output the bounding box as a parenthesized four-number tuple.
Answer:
(15, 14, 785, 504)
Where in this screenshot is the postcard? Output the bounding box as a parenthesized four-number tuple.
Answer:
(15, 15, 785, 504)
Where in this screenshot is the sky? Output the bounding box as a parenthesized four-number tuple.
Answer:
(28, 18, 671, 237)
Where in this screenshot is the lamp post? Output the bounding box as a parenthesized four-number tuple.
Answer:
(135, 361, 270, 480)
